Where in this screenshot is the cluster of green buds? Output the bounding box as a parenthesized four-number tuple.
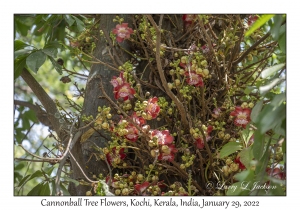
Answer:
(221, 98, 232, 110)
(147, 184, 162, 196)
(275, 146, 284, 162)
(111, 173, 131, 196)
(179, 85, 194, 100)
(157, 97, 169, 110)
(114, 119, 129, 137)
(148, 137, 158, 148)
(95, 106, 112, 130)
(219, 29, 239, 50)
(77, 28, 93, 43)
(138, 16, 157, 44)
(241, 102, 254, 109)
(82, 114, 94, 123)
(113, 15, 124, 24)
(118, 99, 133, 111)
(167, 182, 188, 196)
(119, 61, 134, 73)
(222, 157, 239, 177)
(189, 124, 209, 139)
(180, 148, 196, 169)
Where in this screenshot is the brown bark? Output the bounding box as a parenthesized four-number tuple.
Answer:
(69, 15, 133, 195)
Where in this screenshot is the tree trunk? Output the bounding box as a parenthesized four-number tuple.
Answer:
(69, 14, 133, 195)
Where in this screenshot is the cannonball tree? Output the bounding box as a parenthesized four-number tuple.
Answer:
(14, 14, 286, 196)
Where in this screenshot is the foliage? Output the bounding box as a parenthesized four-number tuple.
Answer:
(14, 14, 286, 196)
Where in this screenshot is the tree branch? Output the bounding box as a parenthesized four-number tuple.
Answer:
(21, 68, 61, 136)
(146, 14, 189, 130)
(232, 32, 270, 66)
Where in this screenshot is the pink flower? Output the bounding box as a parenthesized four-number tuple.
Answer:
(111, 72, 135, 101)
(182, 15, 197, 28)
(248, 15, 258, 26)
(202, 45, 210, 54)
(212, 108, 221, 118)
(112, 23, 133, 43)
(201, 43, 216, 54)
(195, 125, 213, 149)
(106, 147, 126, 165)
(185, 71, 204, 87)
(158, 144, 177, 162)
(144, 97, 160, 120)
(150, 129, 174, 145)
(134, 181, 150, 195)
(117, 112, 145, 142)
(114, 83, 136, 101)
(195, 138, 205, 149)
(235, 156, 246, 170)
(266, 167, 286, 180)
(131, 112, 146, 127)
(150, 129, 177, 162)
(124, 125, 139, 142)
(179, 61, 191, 69)
(230, 106, 252, 128)
(158, 152, 175, 162)
(110, 72, 125, 88)
(105, 176, 118, 188)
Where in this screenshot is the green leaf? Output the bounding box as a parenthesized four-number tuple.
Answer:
(250, 100, 263, 123)
(30, 170, 44, 179)
(233, 169, 255, 182)
(14, 40, 30, 51)
(14, 163, 25, 170)
(27, 183, 43, 195)
(23, 109, 38, 123)
(42, 47, 58, 58)
(64, 15, 75, 26)
(14, 54, 28, 79)
(253, 131, 265, 160)
(14, 49, 32, 60)
(45, 166, 56, 176)
(60, 183, 70, 196)
(245, 14, 274, 37)
(22, 118, 30, 130)
(17, 174, 31, 187)
(257, 103, 286, 134)
(40, 182, 51, 195)
(271, 93, 286, 106)
(267, 182, 285, 195)
(63, 176, 80, 186)
(270, 15, 284, 40)
(239, 147, 253, 169)
(244, 86, 256, 95)
(259, 77, 285, 95)
(26, 51, 47, 73)
(44, 41, 63, 49)
(278, 32, 286, 54)
(15, 18, 30, 36)
(274, 119, 286, 136)
(255, 145, 270, 176)
(14, 172, 23, 183)
(261, 63, 285, 79)
(51, 180, 56, 195)
(219, 142, 242, 158)
(73, 16, 85, 32)
(49, 56, 63, 74)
